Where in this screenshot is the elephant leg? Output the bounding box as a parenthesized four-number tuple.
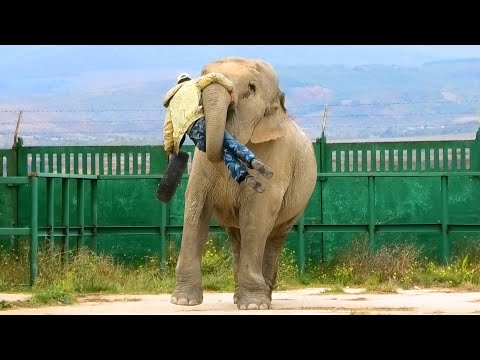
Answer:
(226, 227, 241, 304)
(171, 176, 213, 306)
(262, 231, 289, 301)
(236, 199, 281, 310)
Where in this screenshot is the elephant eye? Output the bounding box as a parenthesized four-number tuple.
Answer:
(248, 82, 256, 95)
(264, 106, 278, 116)
(241, 81, 257, 99)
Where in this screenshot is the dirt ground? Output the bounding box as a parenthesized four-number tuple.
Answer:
(2, 287, 480, 315)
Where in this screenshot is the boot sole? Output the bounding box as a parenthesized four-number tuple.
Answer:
(251, 159, 273, 179)
(245, 176, 266, 193)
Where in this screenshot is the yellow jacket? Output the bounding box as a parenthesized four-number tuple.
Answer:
(163, 72, 234, 155)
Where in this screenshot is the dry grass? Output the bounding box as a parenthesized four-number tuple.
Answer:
(2, 236, 480, 309)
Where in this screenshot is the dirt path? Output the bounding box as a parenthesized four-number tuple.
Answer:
(2, 288, 480, 314)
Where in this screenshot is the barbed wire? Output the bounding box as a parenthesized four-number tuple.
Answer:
(0, 109, 165, 113)
(0, 112, 478, 126)
(0, 119, 164, 125)
(0, 96, 479, 114)
(0, 122, 477, 137)
(0, 129, 163, 134)
(301, 123, 479, 130)
(288, 98, 480, 108)
(0, 100, 477, 143)
(300, 112, 479, 118)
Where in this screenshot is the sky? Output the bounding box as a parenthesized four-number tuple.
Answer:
(1, 44, 480, 96)
(2, 45, 480, 71)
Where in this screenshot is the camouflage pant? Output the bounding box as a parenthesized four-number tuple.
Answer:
(187, 117, 255, 183)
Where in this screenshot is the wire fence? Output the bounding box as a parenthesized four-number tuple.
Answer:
(1, 98, 479, 148)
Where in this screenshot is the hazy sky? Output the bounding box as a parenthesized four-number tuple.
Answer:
(2, 45, 480, 69)
(2, 44, 480, 100)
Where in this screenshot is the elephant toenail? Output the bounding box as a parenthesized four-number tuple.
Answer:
(177, 298, 188, 305)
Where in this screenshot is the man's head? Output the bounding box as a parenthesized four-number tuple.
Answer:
(177, 72, 191, 84)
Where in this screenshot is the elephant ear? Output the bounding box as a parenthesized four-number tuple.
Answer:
(250, 92, 287, 144)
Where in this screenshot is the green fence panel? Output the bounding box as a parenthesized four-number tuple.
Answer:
(15, 144, 168, 262)
(318, 132, 480, 263)
(0, 149, 16, 249)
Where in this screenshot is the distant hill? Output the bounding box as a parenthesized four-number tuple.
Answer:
(1, 47, 480, 148)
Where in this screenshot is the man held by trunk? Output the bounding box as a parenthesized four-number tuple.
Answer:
(161, 72, 273, 195)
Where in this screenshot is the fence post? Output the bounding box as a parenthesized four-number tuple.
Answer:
(46, 177, 55, 250)
(475, 128, 480, 171)
(77, 179, 85, 249)
(159, 202, 167, 272)
(91, 179, 98, 253)
(10, 137, 22, 254)
(62, 178, 70, 267)
(297, 212, 305, 276)
(320, 132, 326, 262)
(319, 106, 328, 261)
(441, 175, 449, 264)
(368, 175, 376, 251)
(29, 175, 38, 286)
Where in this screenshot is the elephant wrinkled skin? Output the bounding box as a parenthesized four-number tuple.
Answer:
(170, 57, 317, 310)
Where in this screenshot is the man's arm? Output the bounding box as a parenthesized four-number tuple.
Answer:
(163, 83, 183, 107)
(163, 112, 174, 154)
(195, 72, 234, 93)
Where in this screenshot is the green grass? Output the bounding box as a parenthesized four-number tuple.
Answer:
(323, 286, 345, 294)
(2, 237, 480, 310)
(201, 240, 235, 292)
(31, 287, 75, 305)
(0, 300, 14, 309)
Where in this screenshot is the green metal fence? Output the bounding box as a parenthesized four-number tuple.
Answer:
(313, 133, 480, 267)
(2, 131, 480, 285)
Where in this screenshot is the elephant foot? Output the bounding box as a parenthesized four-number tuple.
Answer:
(262, 278, 275, 301)
(171, 285, 203, 306)
(233, 284, 240, 304)
(236, 290, 271, 310)
(266, 288, 273, 302)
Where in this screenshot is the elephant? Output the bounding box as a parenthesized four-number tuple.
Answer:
(170, 57, 317, 310)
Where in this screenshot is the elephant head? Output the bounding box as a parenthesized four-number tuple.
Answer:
(201, 57, 288, 163)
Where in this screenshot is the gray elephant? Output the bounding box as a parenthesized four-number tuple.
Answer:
(170, 57, 317, 310)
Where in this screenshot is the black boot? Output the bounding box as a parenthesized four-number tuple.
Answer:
(156, 151, 189, 203)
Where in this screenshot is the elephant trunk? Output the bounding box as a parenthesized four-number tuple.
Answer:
(202, 83, 231, 163)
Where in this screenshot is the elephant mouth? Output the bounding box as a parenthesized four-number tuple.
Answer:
(225, 109, 235, 132)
